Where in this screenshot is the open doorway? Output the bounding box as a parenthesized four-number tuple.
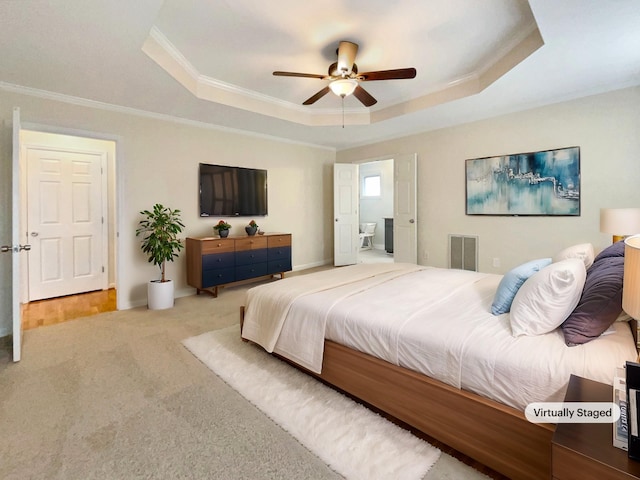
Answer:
(358, 158, 394, 264)
(334, 153, 416, 266)
(19, 129, 118, 329)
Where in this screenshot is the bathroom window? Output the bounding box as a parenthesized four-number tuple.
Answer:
(362, 174, 381, 197)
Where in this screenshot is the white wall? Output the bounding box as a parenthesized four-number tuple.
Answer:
(2, 85, 639, 338)
(0, 89, 335, 336)
(338, 86, 640, 273)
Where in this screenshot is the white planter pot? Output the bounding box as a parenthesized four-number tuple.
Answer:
(147, 279, 174, 310)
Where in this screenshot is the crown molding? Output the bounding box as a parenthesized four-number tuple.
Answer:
(0, 81, 336, 151)
(143, 22, 544, 128)
(144, 27, 369, 126)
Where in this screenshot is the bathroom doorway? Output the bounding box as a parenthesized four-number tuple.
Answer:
(358, 158, 394, 264)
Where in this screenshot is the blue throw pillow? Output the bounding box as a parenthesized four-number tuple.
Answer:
(491, 258, 553, 315)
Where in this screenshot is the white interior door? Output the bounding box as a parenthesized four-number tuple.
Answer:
(393, 153, 417, 264)
(11, 108, 26, 361)
(27, 147, 106, 300)
(334, 163, 359, 266)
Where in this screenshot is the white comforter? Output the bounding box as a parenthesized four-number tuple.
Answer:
(242, 263, 638, 410)
(241, 262, 424, 366)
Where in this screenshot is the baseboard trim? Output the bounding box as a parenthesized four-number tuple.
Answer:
(120, 265, 333, 309)
(293, 259, 333, 271)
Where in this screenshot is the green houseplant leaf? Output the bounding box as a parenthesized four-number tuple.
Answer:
(135, 203, 185, 282)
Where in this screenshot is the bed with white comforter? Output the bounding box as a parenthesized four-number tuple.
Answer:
(241, 261, 637, 411)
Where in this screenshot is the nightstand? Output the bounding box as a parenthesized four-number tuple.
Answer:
(552, 374, 640, 480)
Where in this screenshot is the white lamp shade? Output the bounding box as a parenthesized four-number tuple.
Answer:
(623, 235, 640, 320)
(329, 78, 358, 97)
(600, 208, 640, 236)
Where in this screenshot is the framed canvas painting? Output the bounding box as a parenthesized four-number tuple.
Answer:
(465, 146, 580, 216)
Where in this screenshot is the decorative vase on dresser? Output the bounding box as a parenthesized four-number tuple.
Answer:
(245, 220, 259, 236)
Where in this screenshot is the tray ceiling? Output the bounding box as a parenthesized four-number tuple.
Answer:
(0, 0, 639, 149)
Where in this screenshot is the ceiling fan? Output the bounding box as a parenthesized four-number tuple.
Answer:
(273, 41, 417, 107)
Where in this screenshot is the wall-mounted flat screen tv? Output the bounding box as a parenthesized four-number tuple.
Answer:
(199, 163, 268, 217)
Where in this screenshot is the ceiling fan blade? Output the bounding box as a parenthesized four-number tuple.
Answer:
(353, 85, 377, 107)
(359, 68, 417, 81)
(337, 41, 358, 74)
(303, 86, 331, 105)
(273, 71, 327, 79)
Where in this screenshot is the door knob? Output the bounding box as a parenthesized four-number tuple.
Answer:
(1, 244, 31, 252)
(409, 219, 415, 223)
(31, 232, 39, 237)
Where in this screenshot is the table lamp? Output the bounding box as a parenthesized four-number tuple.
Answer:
(624, 235, 640, 323)
(600, 208, 640, 243)
(623, 235, 640, 459)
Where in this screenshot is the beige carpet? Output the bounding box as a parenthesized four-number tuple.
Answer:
(184, 326, 440, 480)
(0, 277, 491, 480)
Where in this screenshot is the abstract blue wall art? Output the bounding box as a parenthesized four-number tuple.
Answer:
(465, 146, 580, 216)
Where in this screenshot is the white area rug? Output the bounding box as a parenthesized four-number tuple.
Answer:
(183, 326, 441, 480)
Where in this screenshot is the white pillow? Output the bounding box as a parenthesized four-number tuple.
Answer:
(553, 243, 595, 269)
(510, 258, 587, 337)
(491, 258, 552, 315)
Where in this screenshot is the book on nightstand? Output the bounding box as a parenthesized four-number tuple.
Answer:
(626, 361, 640, 460)
(614, 367, 628, 450)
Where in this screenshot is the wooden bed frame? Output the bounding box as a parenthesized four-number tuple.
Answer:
(240, 308, 637, 480)
(315, 339, 553, 480)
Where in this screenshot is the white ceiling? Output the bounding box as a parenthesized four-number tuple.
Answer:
(1, 0, 639, 150)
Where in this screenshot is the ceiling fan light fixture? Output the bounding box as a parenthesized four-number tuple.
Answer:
(329, 78, 358, 97)
(274, 40, 414, 106)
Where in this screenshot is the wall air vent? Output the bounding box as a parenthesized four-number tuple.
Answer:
(449, 234, 478, 272)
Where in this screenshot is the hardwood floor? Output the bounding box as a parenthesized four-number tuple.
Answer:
(21, 289, 117, 330)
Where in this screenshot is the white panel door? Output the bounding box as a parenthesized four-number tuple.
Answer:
(11, 108, 25, 361)
(27, 147, 106, 300)
(393, 153, 417, 264)
(333, 163, 359, 266)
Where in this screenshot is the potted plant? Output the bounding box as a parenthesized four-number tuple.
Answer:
(136, 203, 185, 310)
(213, 220, 232, 238)
(245, 219, 258, 236)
